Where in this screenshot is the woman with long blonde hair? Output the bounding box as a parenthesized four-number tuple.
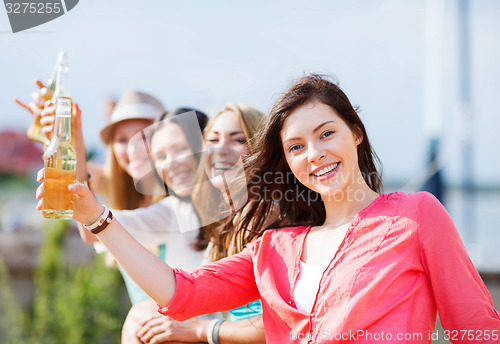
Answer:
(193, 103, 266, 260)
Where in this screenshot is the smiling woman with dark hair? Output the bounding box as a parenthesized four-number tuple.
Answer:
(37, 74, 500, 343)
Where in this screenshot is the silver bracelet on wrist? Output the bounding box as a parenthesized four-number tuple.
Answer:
(207, 319, 225, 344)
(207, 319, 218, 344)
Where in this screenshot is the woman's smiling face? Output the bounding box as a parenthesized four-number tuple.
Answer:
(204, 110, 249, 191)
(151, 122, 197, 197)
(112, 119, 152, 179)
(280, 101, 362, 199)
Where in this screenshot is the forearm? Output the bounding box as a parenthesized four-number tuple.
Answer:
(76, 221, 99, 244)
(157, 252, 259, 321)
(41, 172, 176, 305)
(75, 137, 88, 182)
(73, 103, 89, 183)
(94, 218, 176, 306)
(161, 316, 266, 343)
(218, 316, 266, 344)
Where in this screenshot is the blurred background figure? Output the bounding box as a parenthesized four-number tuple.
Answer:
(85, 95, 117, 190)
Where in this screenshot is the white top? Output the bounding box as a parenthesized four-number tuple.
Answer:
(94, 196, 204, 270)
(293, 260, 330, 314)
(293, 223, 350, 314)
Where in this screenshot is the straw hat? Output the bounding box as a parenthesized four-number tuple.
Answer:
(99, 90, 166, 144)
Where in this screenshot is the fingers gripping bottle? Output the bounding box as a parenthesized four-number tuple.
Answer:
(42, 97, 76, 219)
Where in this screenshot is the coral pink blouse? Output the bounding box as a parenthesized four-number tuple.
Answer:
(159, 192, 500, 343)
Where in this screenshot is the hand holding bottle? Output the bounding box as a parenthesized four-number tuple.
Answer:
(36, 166, 178, 309)
(34, 97, 87, 184)
(13, 79, 46, 115)
(40, 101, 81, 138)
(36, 168, 103, 225)
(14, 79, 50, 143)
(17, 52, 68, 143)
(41, 98, 77, 219)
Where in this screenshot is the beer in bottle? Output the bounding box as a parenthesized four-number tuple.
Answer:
(42, 97, 77, 219)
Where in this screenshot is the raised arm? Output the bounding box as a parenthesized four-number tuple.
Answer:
(39, 100, 99, 246)
(13, 79, 46, 117)
(35, 174, 177, 306)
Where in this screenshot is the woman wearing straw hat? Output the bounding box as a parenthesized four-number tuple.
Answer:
(95, 90, 166, 212)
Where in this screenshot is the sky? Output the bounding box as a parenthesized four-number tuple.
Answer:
(1, 0, 499, 187)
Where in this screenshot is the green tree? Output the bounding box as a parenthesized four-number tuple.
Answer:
(0, 256, 26, 343)
(0, 220, 128, 344)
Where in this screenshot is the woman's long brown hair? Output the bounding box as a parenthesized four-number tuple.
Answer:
(223, 74, 383, 255)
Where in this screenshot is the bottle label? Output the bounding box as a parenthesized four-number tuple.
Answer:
(56, 98, 71, 118)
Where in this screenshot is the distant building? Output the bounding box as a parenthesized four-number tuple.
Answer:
(0, 130, 43, 175)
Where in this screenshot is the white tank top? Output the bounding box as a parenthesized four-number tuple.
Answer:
(293, 223, 350, 314)
(293, 260, 331, 313)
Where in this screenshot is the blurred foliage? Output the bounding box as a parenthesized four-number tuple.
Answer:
(0, 173, 36, 190)
(86, 147, 98, 161)
(0, 220, 127, 344)
(0, 255, 25, 344)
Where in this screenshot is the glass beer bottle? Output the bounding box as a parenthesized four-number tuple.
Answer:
(50, 52, 76, 142)
(27, 51, 69, 143)
(51, 52, 70, 103)
(42, 98, 77, 219)
(26, 58, 58, 143)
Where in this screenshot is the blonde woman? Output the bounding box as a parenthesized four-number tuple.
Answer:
(193, 103, 266, 258)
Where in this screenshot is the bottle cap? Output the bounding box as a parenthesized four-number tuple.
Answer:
(57, 51, 69, 66)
